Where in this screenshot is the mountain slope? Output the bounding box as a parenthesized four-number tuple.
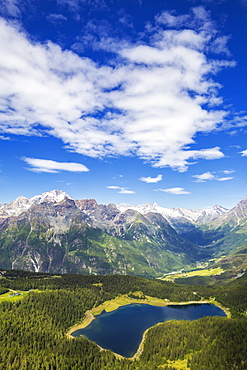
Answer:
(183, 196, 247, 258)
(1, 190, 247, 277)
(0, 191, 198, 276)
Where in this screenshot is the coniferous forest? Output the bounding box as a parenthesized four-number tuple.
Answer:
(0, 270, 247, 369)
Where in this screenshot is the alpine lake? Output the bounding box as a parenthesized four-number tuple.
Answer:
(71, 301, 227, 358)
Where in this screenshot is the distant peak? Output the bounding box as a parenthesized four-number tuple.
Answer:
(13, 195, 29, 203)
(16, 195, 28, 200)
(31, 190, 72, 204)
(213, 204, 228, 210)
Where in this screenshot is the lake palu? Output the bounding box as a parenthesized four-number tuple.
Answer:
(72, 303, 226, 357)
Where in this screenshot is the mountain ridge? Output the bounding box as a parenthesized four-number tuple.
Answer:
(117, 202, 228, 234)
(0, 190, 246, 277)
(0, 190, 199, 276)
(0, 190, 228, 228)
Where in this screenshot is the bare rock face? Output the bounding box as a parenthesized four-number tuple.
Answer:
(75, 199, 98, 211)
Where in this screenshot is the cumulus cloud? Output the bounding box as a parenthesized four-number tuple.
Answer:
(22, 158, 89, 173)
(0, 9, 234, 171)
(156, 187, 190, 195)
(139, 174, 162, 183)
(193, 170, 234, 182)
(192, 171, 215, 182)
(107, 186, 135, 194)
(240, 149, 247, 156)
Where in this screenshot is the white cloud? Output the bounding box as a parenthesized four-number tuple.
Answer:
(119, 188, 135, 194)
(56, 0, 107, 16)
(240, 149, 247, 156)
(217, 176, 234, 181)
(152, 147, 224, 172)
(139, 174, 162, 183)
(221, 169, 235, 174)
(0, 10, 234, 171)
(156, 187, 190, 195)
(56, 0, 82, 13)
(22, 158, 89, 173)
(107, 186, 135, 194)
(0, 135, 11, 140)
(0, 0, 21, 17)
(47, 14, 67, 23)
(155, 10, 190, 28)
(211, 36, 230, 55)
(193, 170, 234, 182)
(193, 171, 215, 182)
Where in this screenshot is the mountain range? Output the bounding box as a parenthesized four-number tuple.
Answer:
(0, 190, 246, 278)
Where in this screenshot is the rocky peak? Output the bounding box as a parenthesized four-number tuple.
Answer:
(0, 190, 74, 225)
(94, 203, 119, 222)
(0, 195, 31, 219)
(114, 209, 139, 225)
(231, 196, 247, 216)
(197, 196, 247, 231)
(75, 199, 98, 211)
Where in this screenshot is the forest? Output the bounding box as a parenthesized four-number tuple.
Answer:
(0, 269, 247, 369)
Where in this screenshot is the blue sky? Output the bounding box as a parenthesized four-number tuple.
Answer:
(0, 0, 247, 209)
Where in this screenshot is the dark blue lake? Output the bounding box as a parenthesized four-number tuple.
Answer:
(72, 303, 226, 358)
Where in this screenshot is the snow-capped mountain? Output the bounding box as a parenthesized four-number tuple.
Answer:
(0, 190, 199, 276)
(30, 189, 72, 204)
(0, 190, 228, 234)
(117, 202, 228, 233)
(0, 190, 72, 220)
(0, 190, 246, 277)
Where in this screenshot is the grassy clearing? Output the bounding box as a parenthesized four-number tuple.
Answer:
(165, 355, 191, 369)
(0, 290, 30, 302)
(0, 289, 43, 303)
(161, 267, 224, 282)
(90, 294, 170, 316)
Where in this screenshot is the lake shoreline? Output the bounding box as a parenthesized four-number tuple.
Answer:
(129, 299, 229, 361)
(66, 294, 230, 353)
